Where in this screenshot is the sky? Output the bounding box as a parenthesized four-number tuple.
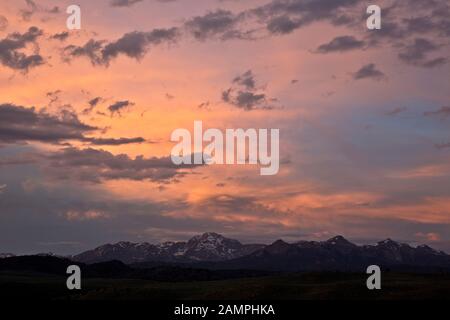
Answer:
(1, 0, 450, 255)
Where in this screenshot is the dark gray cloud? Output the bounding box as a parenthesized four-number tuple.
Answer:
(0, 26, 44, 71)
(424, 106, 450, 118)
(184, 9, 244, 41)
(63, 39, 107, 66)
(110, 0, 144, 7)
(43, 147, 201, 183)
(89, 97, 102, 107)
(87, 137, 146, 146)
(222, 70, 280, 110)
(421, 57, 448, 68)
(266, 15, 302, 35)
(0, 103, 146, 146)
(400, 3, 450, 37)
(82, 97, 103, 115)
(50, 31, 70, 41)
(64, 28, 179, 66)
(110, 0, 177, 8)
(0, 103, 96, 144)
(233, 70, 256, 90)
(367, 21, 406, 43)
(316, 36, 365, 53)
(108, 100, 135, 116)
(398, 38, 447, 67)
(102, 28, 179, 62)
(197, 101, 211, 110)
(197, 194, 261, 213)
(251, 0, 361, 34)
(403, 16, 438, 34)
(194, 195, 287, 224)
(110, 0, 179, 6)
(352, 63, 386, 81)
(223, 90, 267, 111)
(46, 90, 62, 106)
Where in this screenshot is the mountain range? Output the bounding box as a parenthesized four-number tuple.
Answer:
(73, 232, 264, 264)
(66, 233, 450, 272)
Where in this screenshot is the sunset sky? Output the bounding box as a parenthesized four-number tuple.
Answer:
(1, 0, 450, 254)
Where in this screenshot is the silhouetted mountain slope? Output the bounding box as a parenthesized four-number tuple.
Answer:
(0, 255, 75, 274)
(208, 237, 450, 272)
(0, 255, 273, 282)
